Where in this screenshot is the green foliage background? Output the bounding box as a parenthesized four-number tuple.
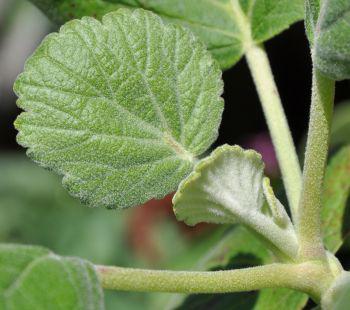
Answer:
(0, 155, 194, 309)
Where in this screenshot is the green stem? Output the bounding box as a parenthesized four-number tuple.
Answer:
(96, 262, 331, 300)
(245, 44, 302, 219)
(297, 70, 335, 261)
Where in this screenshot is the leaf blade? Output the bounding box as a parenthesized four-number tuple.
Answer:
(14, 9, 223, 209)
(173, 145, 266, 226)
(306, 0, 350, 80)
(172, 144, 298, 258)
(0, 244, 104, 310)
(29, 0, 304, 69)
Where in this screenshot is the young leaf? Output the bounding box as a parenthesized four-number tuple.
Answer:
(14, 9, 223, 209)
(321, 146, 350, 253)
(306, 0, 350, 80)
(173, 145, 265, 225)
(29, 0, 304, 69)
(172, 144, 298, 258)
(0, 244, 104, 309)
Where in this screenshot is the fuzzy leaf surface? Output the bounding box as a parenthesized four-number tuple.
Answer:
(14, 9, 223, 208)
(173, 145, 266, 225)
(173, 144, 291, 228)
(30, 0, 304, 69)
(322, 146, 350, 253)
(0, 244, 104, 309)
(173, 144, 297, 257)
(306, 0, 350, 80)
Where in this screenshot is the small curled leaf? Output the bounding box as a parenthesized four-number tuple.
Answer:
(172, 145, 298, 258)
(262, 177, 290, 228)
(14, 9, 223, 209)
(173, 145, 266, 226)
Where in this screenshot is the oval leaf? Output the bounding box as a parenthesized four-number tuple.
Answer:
(0, 244, 104, 309)
(30, 0, 304, 69)
(306, 0, 350, 80)
(14, 9, 223, 208)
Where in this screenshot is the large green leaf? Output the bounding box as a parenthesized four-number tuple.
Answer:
(14, 9, 223, 209)
(0, 244, 104, 309)
(321, 146, 350, 253)
(306, 0, 350, 80)
(29, 0, 304, 69)
(173, 145, 298, 258)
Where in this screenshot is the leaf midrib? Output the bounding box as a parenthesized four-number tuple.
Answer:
(3, 253, 53, 298)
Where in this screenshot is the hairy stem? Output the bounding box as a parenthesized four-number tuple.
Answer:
(297, 70, 335, 260)
(96, 262, 331, 300)
(245, 44, 302, 219)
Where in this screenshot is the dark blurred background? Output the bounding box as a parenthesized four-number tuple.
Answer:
(0, 1, 349, 309)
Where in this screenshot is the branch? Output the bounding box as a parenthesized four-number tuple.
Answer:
(96, 262, 330, 300)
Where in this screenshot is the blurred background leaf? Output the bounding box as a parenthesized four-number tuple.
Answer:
(0, 154, 206, 309)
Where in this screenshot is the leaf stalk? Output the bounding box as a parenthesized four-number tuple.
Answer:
(245, 44, 302, 220)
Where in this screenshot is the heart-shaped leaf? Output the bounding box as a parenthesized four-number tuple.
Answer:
(14, 9, 223, 208)
(0, 244, 104, 309)
(306, 0, 350, 80)
(173, 145, 298, 258)
(30, 0, 304, 69)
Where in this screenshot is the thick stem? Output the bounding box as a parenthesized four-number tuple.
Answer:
(297, 70, 335, 260)
(96, 262, 331, 300)
(245, 44, 302, 220)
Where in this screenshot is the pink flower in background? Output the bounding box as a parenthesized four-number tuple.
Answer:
(244, 132, 279, 176)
